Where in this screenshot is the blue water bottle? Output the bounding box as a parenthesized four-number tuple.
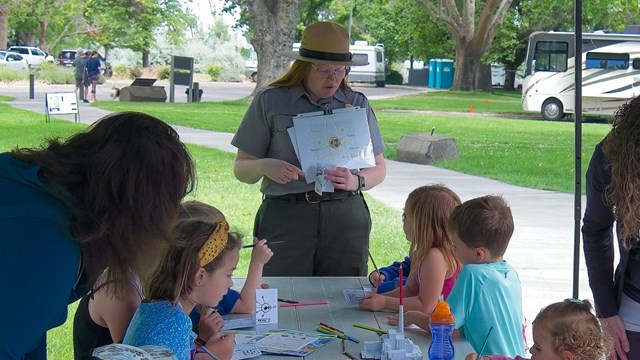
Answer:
(428, 296, 455, 360)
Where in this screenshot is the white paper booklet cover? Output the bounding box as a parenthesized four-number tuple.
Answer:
(290, 107, 375, 184)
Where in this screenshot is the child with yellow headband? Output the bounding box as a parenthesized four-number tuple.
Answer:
(122, 201, 248, 360)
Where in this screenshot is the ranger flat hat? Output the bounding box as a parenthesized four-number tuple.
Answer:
(281, 22, 369, 66)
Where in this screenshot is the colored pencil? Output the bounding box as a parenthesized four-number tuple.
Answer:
(476, 326, 494, 359)
(280, 301, 329, 308)
(352, 323, 387, 334)
(368, 248, 379, 273)
(277, 298, 299, 304)
(315, 327, 348, 340)
(242, 240, 285, 248)
(318, 323, 360, 343)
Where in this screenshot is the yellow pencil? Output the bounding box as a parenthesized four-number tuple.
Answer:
(352, 323, 387, 334)
(316, 327, 348, 340)
(368, 249, 379, 274)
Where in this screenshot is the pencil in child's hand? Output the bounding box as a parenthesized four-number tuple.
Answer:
(242, 240, 285, 248)
(368, 249, 379, 273)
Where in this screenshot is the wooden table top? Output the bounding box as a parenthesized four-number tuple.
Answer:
(227, 277, 474, 359)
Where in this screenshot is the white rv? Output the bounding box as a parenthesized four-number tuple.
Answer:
(522, 31, 640, 120)
(347, 41, 386, 87)
(244, 47, 258, 82)
(245, 41, 386, 86)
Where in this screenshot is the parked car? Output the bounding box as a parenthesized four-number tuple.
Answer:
(0, 51, 29, 71)
(57, 49, 113, 77)
(56, 49, 78, 67)
(7, 46, 54, 68)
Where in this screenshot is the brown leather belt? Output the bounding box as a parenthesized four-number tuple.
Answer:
(265, 190, 359, 204)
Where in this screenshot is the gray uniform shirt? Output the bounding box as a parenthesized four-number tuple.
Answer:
(231, 85, 385, 196)
(72, 56, 87, 79)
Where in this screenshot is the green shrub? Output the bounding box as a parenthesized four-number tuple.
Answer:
(386, 69, 403, 85)
(34, 63, 74, 84)
(113, 64, 129, 78)
(156, 66, 171, 80)
(0, 66, 29, 82)
(128, 67, 143, 79)
(207, 65, 222, 81)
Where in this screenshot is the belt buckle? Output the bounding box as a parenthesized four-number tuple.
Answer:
(305, 191, 321, 204)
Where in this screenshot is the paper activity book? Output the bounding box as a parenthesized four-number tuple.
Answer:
(234, 329, 335, 357)
(289, 107, 375, 185)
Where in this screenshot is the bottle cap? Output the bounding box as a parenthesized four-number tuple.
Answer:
(430, 298, 455, 323)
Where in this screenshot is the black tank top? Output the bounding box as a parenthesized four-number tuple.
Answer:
(73, 295, 113, 359)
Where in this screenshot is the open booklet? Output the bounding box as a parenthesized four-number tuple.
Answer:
(234, 329, 336, 357)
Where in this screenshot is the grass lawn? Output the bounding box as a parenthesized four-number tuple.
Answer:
(0, 89, 612, 358)
(370, 89, 524, 113)
(94, 90, 611, 193)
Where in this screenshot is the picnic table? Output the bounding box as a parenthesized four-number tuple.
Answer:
(229, 277, 474, 359)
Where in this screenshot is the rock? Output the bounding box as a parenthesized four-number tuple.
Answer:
(397, 133, 459, 165)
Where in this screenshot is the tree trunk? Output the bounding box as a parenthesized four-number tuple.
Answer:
(247, 0, 302, 96)
(475, 63, 491, 91)
(452, 39, 481, 91)
(142, 50, 149, 68)
(38, 20, 47, 50)
(503, 62, 517, 91)
(0, 3, 9, 50)
(422, 0, 513, 91)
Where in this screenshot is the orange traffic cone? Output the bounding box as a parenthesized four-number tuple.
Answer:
(468, 105, 474, 113)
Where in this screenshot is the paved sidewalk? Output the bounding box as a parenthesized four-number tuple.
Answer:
(0, 82, 594, 344)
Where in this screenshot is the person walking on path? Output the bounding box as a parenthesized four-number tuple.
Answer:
(85, 50, 102, 102)
(583, 95, 640, 360)
(231, 21, 387, 277)
(72, 48, 87, 102)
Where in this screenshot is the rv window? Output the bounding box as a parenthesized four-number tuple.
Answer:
(586, 52, 629, 70)
(633, 58, 640, 70)
(376, 51, 383, 63)
(533, 41, 568, 72)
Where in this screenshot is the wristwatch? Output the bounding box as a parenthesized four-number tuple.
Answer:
(356, 174, 365, 191)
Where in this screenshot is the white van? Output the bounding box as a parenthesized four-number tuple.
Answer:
(245, 41, 386, 87)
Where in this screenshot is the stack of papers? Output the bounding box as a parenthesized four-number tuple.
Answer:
(288, 107, 375, 192)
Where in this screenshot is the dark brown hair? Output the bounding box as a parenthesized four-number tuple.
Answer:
(270, 60, 352, 90)
(532, 299, 611, 359)
(604, 96, 640, 249)
(145, 201, 241, 304)
(11, 112, 196, 295)
(448, 195, 514, 257)
(405, 185, 460, 276)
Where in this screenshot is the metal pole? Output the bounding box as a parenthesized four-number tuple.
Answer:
(573, 0, 583, 299)
(193, 82, 200, 102)
(348, 0, 353, 38)
(29, 73, 35, 99)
